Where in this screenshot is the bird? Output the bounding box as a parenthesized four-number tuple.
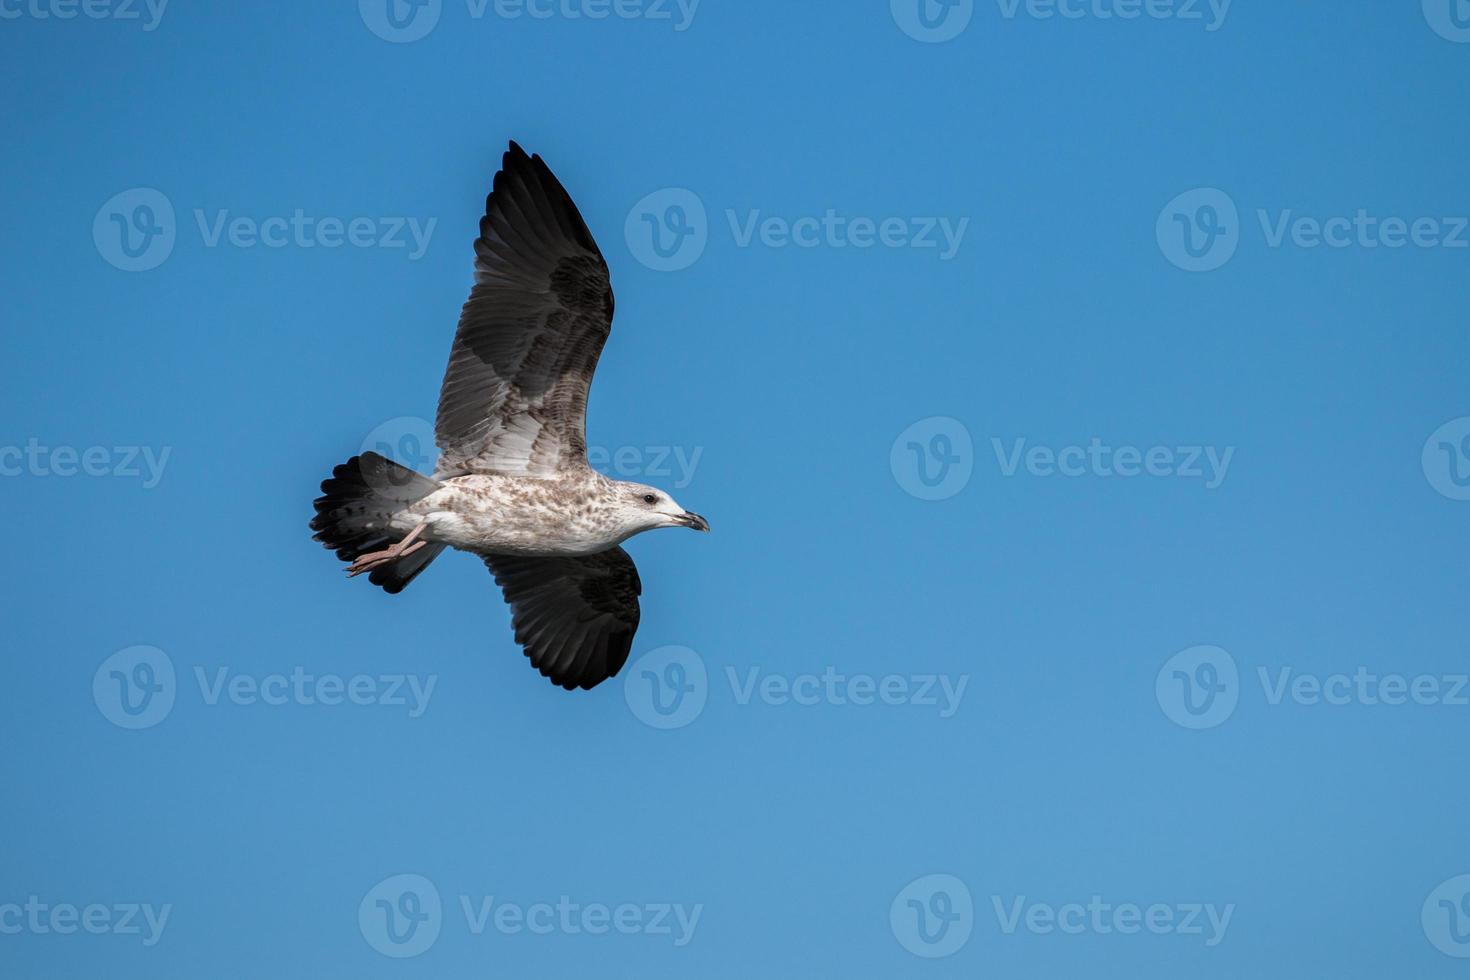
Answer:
(309, 141, 709, 692)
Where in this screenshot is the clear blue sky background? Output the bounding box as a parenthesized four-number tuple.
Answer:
(3, 2, 1469, 977)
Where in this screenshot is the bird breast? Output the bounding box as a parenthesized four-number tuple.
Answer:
(412, 474, 622, 557)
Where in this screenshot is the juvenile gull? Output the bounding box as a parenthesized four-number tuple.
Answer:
(310, 141, 709, 691)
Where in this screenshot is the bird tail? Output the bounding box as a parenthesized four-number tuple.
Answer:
(310, 452, 447, 594)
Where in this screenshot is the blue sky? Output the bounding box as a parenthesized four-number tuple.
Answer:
(3, 1, 1469, 976)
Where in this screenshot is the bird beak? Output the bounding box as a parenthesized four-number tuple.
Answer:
(675, 511, 710, 532)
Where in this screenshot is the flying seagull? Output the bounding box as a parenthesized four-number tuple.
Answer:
(310, 141, 709, 691)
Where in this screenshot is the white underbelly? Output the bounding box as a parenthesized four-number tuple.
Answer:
(400, 476, 624, 558)
(419, 507, 620, 558)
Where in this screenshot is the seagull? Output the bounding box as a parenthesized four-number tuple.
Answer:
(310, 141, 709, 691)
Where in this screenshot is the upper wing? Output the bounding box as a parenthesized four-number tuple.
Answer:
(485, 547, 642, 691)
(435, 141, 614, 479)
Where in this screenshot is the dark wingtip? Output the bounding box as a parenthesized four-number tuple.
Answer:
(480, 138, 603, 261)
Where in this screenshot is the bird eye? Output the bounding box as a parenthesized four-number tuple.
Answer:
(642, 494, 657, 505)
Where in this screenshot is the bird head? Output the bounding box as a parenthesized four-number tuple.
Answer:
(610, 481, 710, 537)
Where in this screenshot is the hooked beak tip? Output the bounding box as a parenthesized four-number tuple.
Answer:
(679, 511, 710, 533)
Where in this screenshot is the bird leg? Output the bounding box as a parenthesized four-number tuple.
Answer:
(347, 521, 430, 578)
